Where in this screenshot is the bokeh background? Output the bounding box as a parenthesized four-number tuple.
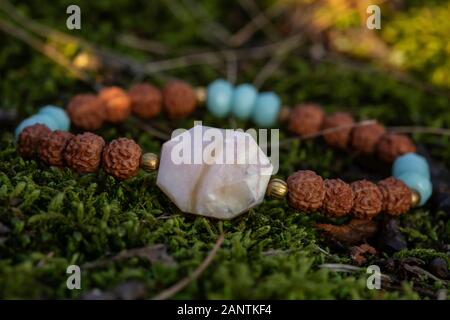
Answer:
(0, 0, 449, 299)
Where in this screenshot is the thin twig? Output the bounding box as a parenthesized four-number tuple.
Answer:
(116, 34, 171, 55)
(0, 18, 90, 83)
(142, 33, 305, 73)
(229, 2, 285, 47)
(134, 118, 171, 141)
(0, 0, 146, 78)
(226, 52, 238, 83)
(320, 52, 450, 99)
(152, 233, 225, 300)
(389, 126, 450, 137)
(253, 33, 303, 88)
(278, 120, 377, 147)
(236, 0, 280, 40)
(182, 0, 231, 45)
(319, 263, 362, 272)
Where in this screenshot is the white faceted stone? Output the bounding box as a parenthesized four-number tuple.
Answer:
(156, 125, 273, 219)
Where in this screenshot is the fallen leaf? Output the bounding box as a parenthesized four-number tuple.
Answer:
(317, 219, 378, 245)
(350, 243, 377, 265)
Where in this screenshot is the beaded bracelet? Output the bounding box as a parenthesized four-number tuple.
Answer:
(14, 78, 432, 220)
(15, 120, 431, 221)
(16, 79, 417, 163)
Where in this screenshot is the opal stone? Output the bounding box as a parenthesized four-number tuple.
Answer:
(39, 105, 70, 131)
(231, 83, 257, 120)
(206, 79, 234, 118)
(397, 172, 432, 206)
(392, 152, 430, 179)
(252, 92, 280, 127)
(156, 125, 274, 219)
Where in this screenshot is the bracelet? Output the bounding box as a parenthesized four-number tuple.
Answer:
(15, 126, 431, 221)
(14, 79, 432, 220)
(16, 79, 417, 162)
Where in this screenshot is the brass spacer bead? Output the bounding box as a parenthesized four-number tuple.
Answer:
(195, 87, 207, 105)
(410, 189, 421, 208)
(141, 153, 159, 172)
(278, 106, 291, 123)
(266, 178, 288, 199)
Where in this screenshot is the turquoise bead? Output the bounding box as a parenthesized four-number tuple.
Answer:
(206, 79, 234, 118)
(231, 83, 257, 120)
(39, 105, 70, 131)
(397, 172, 432, 206)
(15, 115, 58, 140)
(252, 92, 280, 127)
(393, 152, 430, 180)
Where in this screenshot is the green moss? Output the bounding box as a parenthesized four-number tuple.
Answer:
(0, 0, 449, 299)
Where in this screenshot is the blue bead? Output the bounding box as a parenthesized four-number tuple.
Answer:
(252, 92, 280, 127)
(15, 115, 58, 140)
(39, 105, 70, 131)
(231, 83, 257, 120)
(393, 152, 430, 180)
(397, 172, 432, 206)
(206, 79, 234, 118)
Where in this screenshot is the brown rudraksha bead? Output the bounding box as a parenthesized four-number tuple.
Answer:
(376, 133, 416, 163)
(287, 170, 325, 212)
(128, 83, 162, 119)
(64, 132, 105, 173)
(288, 104, 325, 137)
(102, 138, 142, 180)
(17, 124, 51, 158)
(322, 179, 354, 217)
(67, 94, 105, 130)
(162, 81, 197, 119)
(350, 122, 386, 155)
(378, 177, 411, 216)
(38, 130, 74, 166)
(98, 86, 131, 123)
(350, 180, 383, 219)
(322, 112, 354, 149)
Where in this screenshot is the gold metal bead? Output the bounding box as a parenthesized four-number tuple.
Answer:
(278, 106, 291, 123)
(195, 87, 207, 105)
(266, 178, 288, 199)
(141, 153, 159, 172)
(410, 189, 421, 207)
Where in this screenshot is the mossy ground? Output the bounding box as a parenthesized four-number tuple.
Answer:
(0, 1, 449, 299)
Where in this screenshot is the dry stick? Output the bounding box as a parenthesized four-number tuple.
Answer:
(0, 18, 90, 83)
(320, 52, 450, 99)
(278, 120, 450, 149)
(234, 0, 280, 42)
(152, 233, 225, 300)
(0, 0, 149, 78)
(229, 2, 285, 47)
(182, 0, 231, 44)
(2, 0, 299, 78)
(163, 0, 230, 47)
(0, 0, 86, 48)
(226, 51, 238, 84)
(253, 34, 303, 88)
(389, 126, 450, 137)
(278, 120, 377, 147)
(116, 34, 171, 55)
(134, 118, 171, 141)
(142, 33, 305, 73)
